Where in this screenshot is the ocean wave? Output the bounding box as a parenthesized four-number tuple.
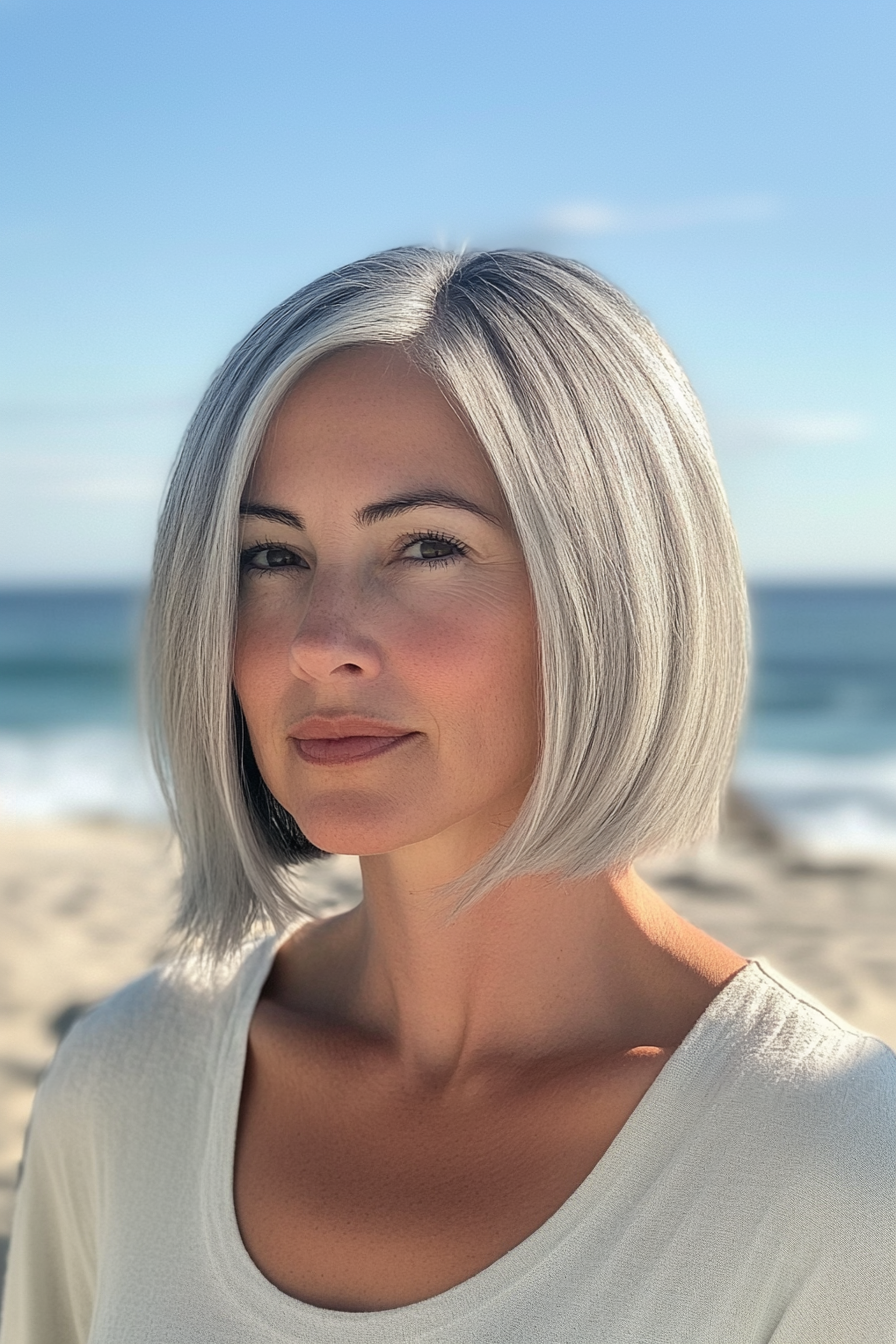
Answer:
(2, 726, 895, 860)
(0, 726, 166, 822)
(734, 749, 896, 858)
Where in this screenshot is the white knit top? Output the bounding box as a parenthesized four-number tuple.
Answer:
(2, 939, 894, 1343)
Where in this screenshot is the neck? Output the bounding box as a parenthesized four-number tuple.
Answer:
(280, 851, 745, 1083)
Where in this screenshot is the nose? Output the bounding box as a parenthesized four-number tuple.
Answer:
(287, 570, 383, 684)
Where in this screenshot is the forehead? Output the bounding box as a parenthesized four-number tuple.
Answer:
(253, 346, 502, 507)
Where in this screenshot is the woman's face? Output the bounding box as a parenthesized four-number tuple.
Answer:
(233, 345, 539, 863)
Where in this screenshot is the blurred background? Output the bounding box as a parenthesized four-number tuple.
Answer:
(0, 0, 894, 1268)
(2, 0, 894, 847)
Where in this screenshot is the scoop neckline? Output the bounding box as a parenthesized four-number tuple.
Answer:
(200, 935, 765, 1341)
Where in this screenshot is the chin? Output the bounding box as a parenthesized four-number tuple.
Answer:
(291, 791, 443, 858)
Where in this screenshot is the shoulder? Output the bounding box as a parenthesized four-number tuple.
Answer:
(32, 936, 276, 1140)
(707, 960, 895, 1189)
(732, 959, 896, 1089)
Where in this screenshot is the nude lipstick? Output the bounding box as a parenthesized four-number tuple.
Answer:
(288, 716, 417, 766)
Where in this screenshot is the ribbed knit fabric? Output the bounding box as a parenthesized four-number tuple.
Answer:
(2, 939, 893, 1343)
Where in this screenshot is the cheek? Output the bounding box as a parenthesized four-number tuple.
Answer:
(396, 580, 540, 768)
(232, 568, 540, 792)
(232, 602, 288, 725)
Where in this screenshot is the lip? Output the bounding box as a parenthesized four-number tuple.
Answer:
(288, 715, 418, 766)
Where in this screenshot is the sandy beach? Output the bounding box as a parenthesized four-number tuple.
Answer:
(2, 801, 895, 1281)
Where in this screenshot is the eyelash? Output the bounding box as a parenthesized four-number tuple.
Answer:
(397, 529, 469, 567)
(239, 539, 308, 576)
(238, 530, 470, 575)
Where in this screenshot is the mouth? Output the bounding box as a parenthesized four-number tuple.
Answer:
(288, 716, 419, 767)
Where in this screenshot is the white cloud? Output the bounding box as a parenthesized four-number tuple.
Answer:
(716, 413, 873, 450)
(541, 193, 778, 237)
(760, 414, 872, 445)
(541, 203, 625, 235)
(0, 447, 170, 505)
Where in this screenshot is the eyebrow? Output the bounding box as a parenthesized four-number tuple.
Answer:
(239, 491, 502, 531)
(356, 490, 501, 527)
(239, 503, 303, 528)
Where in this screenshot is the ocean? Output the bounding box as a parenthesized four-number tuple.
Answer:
(1, 585, 894, 856)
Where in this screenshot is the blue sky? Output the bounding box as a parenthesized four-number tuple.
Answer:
(1, 0, 893, 582)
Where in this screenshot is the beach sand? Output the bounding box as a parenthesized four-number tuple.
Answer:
(2, 801, 895, 1279)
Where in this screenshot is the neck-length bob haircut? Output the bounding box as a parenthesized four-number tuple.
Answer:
(146, 247, 748, 957)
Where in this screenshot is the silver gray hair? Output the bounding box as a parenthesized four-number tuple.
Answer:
(145, 247, 748, 957)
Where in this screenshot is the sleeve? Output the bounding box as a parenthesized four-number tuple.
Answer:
(0, 1035, 100, 1344)
(768, 1035, 896, 1344)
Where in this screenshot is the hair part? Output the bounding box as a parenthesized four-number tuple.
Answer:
(144, 247, 748, 958)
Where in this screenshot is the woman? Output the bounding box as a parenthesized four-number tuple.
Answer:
(2, 248, 892, 1342)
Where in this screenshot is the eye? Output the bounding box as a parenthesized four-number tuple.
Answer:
(240, 543, 308, 573)
(401, 532, 468, 565)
